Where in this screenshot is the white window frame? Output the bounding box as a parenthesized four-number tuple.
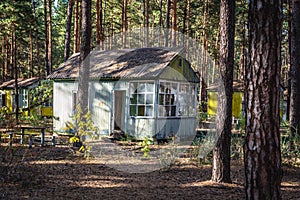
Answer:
(19, 89, 28, 108)
(129, 81, 155, 118)
(158, 80, 196, 118)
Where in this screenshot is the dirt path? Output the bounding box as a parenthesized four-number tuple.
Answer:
(0, 146, 299, 200)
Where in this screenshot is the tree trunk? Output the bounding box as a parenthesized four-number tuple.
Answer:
(29, 28, 33, 78)
(211, 0, 235, 183)
(164, 0, 171, 47)
(12, 26, 19, 123)
(48, 0, 52, 73)
(144, 0, 149, 47)
(171, 0, 177, 47)
(44, 0, 49, 77)
(286, 0, 292, 121)
(122, 0, 127, 48)
(158, 0, 163, 46)
(244, 0, 282, 199)
(1, 35, 7, 81)
(64, 0, 74, 61)
(32, 0, 41, 79)
(186, 0, 191, 60)
(77, 0, 91, 115)
(289, 0, 300, 137)
(74, 0, 80, 53)
(96, 0, 103, 50)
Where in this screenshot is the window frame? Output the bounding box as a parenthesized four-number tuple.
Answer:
(129, 81, 155, 118)
(158, 80, 197, 118)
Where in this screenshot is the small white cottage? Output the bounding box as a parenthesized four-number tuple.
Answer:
(48, 48, 200, 140)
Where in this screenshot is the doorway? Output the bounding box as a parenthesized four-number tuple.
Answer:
(113, 90, 126, 131)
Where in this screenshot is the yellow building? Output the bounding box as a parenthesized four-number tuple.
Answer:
(0, 77, 53, 116)
(206, 81, 244, 119)
(207, 81, 285, 120)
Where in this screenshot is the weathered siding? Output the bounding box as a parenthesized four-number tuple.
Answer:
(53, 81, 78, 130)
(126, 117, 155, 138)
(89, 81, 114, 134)
(155, 118, 197, 143)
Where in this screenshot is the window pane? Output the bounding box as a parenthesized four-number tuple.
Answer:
(166, 94, 175, 105)
(146, 94, 153, 104)
(130, 105, 137, 116)
(138, 83, 146, 92)
(166, 82, 171, 93)
(138, 105, 145, 116)
(171, 106, 176, 116)
(145, 106, 153, 116)
(159, 83, 165, 93)
(189, 106, 195, 116)
(146, 82, 154, 92)
(165, 106, 170, 116)
(138, 94, 145, 104)
(159, 94, 164, 105)
(159, 105, 166, 116)
(130, 94, 137, 104)
(172, 83, 177, 92)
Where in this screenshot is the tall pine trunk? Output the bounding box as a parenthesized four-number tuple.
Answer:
(64, 0, 74, 61)
(289, 0, 300, 138)
(48, 0, 52, 73)
(96, 0, 103, 50)
(171, 0, 177, 47)
(122, 0, 127, 48)
(43, 0, 49, 77)
(77, 0, 91, 115)
(74, 0, 80, 53)
(244, 0, 282, 199)
(211, 0, 235, 183)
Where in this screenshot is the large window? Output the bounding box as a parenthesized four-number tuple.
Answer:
(158, 82, 177, 116)
(159, 81, 196, 117)
(129, 82, 155, 117)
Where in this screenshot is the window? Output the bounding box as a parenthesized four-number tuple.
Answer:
(159, 81, 196, 117)
(158, 82, 177, 116)
(19, 89, 28, 108)
(129, 82, 154, 117)
(178, 83, 195, 117)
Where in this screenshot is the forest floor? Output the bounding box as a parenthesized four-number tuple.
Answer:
(0, 141, 300, 200)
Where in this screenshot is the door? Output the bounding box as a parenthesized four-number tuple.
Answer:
(113, 90, 126, 131)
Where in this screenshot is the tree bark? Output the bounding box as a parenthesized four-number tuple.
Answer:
(244, 0, 282, 199)
(64, 0, 74, 61)
(48, 0, 52, 73)
(211, 0, 235, 183)
(74, 0, 80, 53)
(96, 0, 103, 50)
(171, 0, 177, 47)
(122, 0, 127, 48)
(164, 0, 171, 47)
(32, 0, 41, 79)
(289, 0, 300, 137)
(43, 0, 49, 77)
(77, 0, 91, 115)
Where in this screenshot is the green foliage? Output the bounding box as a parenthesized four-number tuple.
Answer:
(280, 121, 300, 167)
(139, 137, 153, 157)
(72, 105, 98, 158)
(30, 80, 53, 108)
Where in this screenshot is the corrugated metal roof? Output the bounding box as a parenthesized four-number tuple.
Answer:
(48, 48, 182, 80)
(0, 77, 40, 90)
